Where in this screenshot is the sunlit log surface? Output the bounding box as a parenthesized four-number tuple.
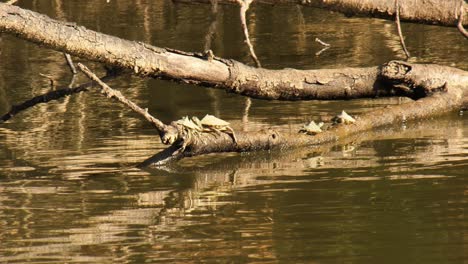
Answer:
(2, 3, 467, 102)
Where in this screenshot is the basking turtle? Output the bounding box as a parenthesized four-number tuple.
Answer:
(176, 116, 202, 132)
(197, 114, 237, 143)
(332, 110, 356, 124)
(299, 121, 324, 135)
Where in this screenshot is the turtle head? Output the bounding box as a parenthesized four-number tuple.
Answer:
(161, 124, 180, 145)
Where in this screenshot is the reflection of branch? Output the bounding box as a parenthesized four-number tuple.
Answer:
(315, 46, 330, 56)
(0, 74, 114, 123)
(138, 144, 185, 167)
(204, 0, 219, 53)
(242, 97, 251, 130)
(395, 0, 411, 59)
(457, 0, 468, 39)
(236, 0, 261, 67)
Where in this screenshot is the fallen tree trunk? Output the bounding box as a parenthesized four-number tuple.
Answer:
(138, 84, 464, 165)
(2, 3, 467, 103)
(175, 0, 468, 27)
(1, 3, 467, 166)
(76, 61, 464, 165)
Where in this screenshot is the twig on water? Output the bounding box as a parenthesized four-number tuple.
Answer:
(395, 0, 411, 59)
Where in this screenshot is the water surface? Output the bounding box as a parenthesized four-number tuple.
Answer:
(0, 1, 467, 263)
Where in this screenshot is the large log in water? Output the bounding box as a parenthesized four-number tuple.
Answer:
(0, 3, 467, 165)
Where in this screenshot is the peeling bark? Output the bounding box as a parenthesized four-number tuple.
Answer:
(175, 0, 468, 27)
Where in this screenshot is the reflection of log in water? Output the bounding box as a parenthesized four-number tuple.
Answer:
(143, 115, 466, 181)
(175, 0, 468, 27)
(0, 116, 465, 262)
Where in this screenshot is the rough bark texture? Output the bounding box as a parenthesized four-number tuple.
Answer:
(143, 85, 464, 165)
(0, 3, 410, 101)
(139, 59, 467, 164)
(0, 4, 467, 166)
(175, 0, 468, 27)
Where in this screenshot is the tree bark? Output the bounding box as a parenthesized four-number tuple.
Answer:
(1, 3, 467, 166)
(1, 3, 467, 103)
(175, 0, 468, 27)
(141, 61, 466, 165)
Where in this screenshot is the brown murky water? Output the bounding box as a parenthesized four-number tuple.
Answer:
(0, 1, 467, 263)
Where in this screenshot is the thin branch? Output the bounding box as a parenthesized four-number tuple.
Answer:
(236, 0, 261, 68)
(77, 63, 168, 133)
(6, 0, 18, 5)
(64, 53, 77, 74)
(395, 0, 411, 59)
(457, 0, 468, 39)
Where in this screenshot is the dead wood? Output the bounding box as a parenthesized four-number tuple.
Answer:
(1, 4, 466, 102)
(73, 61, 466, 166)
(152, 60, 464, 165)
(64, 53, 78, 75)
(175, 0, 468, 27)
(0, 4, 467, 166)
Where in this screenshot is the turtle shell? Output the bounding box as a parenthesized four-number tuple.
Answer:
(200, 114, 230, 127)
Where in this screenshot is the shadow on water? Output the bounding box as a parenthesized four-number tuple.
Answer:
(0, 0, 467, 263)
